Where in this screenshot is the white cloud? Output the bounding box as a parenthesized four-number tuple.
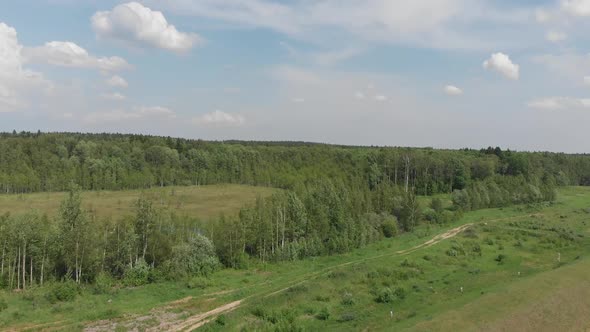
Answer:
(0, 22, 52, 112)
(291, 97, 305, 103)
(585, 76, 590, 85)
(311, 47, 365, 66)
(84, 106, 175, 124)
(374, 95, 387, 101)
(444, 85, 463, 95)
(192, 110, 245, 127)
(561, 0, 590, 16)
(102, 92, 126, 101)
(483, 52, 520, 80)
(354, 91, 366, 99)
(527, 97, 590, 110)
(535, 8, 552, 23)
(149, 0, 532, 50)
(24, 41, 129, 71)
(546, 31, 567, 42)
(92, 2, 202, 53)
(106, 75, 128, 88)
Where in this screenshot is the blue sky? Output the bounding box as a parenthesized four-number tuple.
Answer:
(1, 0, 590, 152)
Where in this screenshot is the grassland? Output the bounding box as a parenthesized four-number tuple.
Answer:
(0, 187, 589, 331)
(0, 184, 276, 221)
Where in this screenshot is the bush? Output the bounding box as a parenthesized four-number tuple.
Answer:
(93, 272, 114, 294)
(46, 281, 79, 303)
(381, 215, 399, 238)
(123, 259, 151, 287)
(376, 287, 394, 303)
(339, 312, 356, 322)
(495, 254, 507, 263)
(376, 287, 406, 303)
(316, 307, 330, 320)
(215, 314, 226, 326)
(167, 234, 219, 279)
(341, 292, 354, 306)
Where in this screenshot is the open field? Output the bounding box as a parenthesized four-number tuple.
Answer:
(1, 187, 589, 331)
(0, 184, 276, 221)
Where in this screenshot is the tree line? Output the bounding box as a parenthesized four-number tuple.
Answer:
(0, 132, 589, 195)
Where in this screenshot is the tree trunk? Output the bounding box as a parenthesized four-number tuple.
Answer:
(17, 247, 20, 290)
(22, 241, 26, 290)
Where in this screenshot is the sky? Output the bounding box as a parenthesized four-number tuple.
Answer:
(1, 0, 590, 152)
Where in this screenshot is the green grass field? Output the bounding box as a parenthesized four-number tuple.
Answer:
(1, 187, 589, 331)
(0, 184, 276, 221)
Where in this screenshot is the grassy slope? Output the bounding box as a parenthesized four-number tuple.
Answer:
(0, 184, 276, 221)
(1, 187, 589, 331)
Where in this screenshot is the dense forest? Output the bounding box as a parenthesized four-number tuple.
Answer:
(0, 131, 589, 290)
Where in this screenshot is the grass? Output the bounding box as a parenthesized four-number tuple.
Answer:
(1, 187, 589, 331)
(0, 184, 276, 221)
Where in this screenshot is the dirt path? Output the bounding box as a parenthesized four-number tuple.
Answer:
(164, 300, 242, 332)
(82, 213, 537, 331)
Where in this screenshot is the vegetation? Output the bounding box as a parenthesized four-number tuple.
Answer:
(0, 132, 589, 330)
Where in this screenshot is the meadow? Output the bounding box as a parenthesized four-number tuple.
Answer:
(0, 184, 276, 221)
(0, 187, 588, 331)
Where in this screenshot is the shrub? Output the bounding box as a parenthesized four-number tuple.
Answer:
(495, 254, 507, 263)
(167, 234, 219, 279)
(376, 287, 406, 303)
(123, 259, 151, 287)
(376, 287, 394, 303)
(381, 215, 399, 238)
(316, 307, 330, 320)
(339, 312, 356, 322)
(215, 314, 227, 326)
(46, 281, 79, 303)
(93, 272, 114, 294)
(341, 292, 354, 306)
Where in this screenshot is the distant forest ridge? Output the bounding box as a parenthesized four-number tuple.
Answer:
(0, 131, 589, 194)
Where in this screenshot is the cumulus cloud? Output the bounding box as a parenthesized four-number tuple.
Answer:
(354, 91, 366, 99)
(102, 92, 126, 101)
(374, 95, 387, 101)
(192, 110, 245, 127)
(291, 97, 305, 103)
(24, 41, 129, 71)
(561, 0, 590, 16)
(0, 22, 52, 112)
(84, 106, 175, 124)
(483, 52, 519, 80)
(106, 75, 128, 88)
(546, 31, 567, 42)
(444, 85, 463, 96)
(92, 2, 202, 53)
(585, 76, 590, 85)
(527, 97, 590, 110)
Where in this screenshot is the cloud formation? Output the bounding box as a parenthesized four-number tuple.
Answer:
(483, 52, 519, 80)
(101, 92, 126, 101)
(92, 2, 201, 53)
(106, 75, 128, 88)
(0, 23, 52, 112)
(193, 110, 245, 127)
(444, 85, 463, 96)
(527, 97, 590, 110)
(24, 41, 129, 71)
(561, 0, 590, 17)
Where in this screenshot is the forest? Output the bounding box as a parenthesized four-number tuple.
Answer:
(0, 131, 588, 291)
